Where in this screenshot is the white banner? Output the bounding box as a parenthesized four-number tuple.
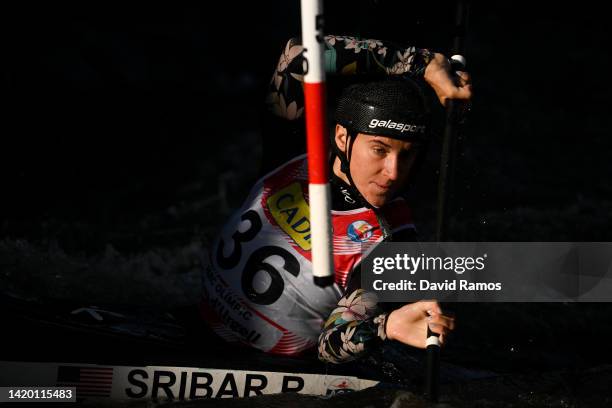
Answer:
(0, 361, 378, 401)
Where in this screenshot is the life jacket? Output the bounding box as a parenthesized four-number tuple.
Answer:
(200, 155, 414, 355)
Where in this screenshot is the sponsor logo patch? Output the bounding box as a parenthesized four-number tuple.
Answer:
(267, 182, 311, 250)
(347, 220, 373, 242)
(325, 377, 356, 396)
(368, 118, 426, 134)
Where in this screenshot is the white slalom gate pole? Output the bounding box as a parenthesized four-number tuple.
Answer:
(300, 0, 334, 287)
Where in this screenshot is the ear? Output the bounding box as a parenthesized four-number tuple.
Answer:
(335, 124, 348, 152)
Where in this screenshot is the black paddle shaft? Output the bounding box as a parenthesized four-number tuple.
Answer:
(435, 0, 470, 242)
(428, 1, 470, 402)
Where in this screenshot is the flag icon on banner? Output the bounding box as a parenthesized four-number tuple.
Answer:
(56, 366, 113, 397)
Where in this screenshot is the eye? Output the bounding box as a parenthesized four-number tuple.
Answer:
(372, 147, 387, 156)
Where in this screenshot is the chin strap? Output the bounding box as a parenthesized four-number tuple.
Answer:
(333, 131, 371, 210)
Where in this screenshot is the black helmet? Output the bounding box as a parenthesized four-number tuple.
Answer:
(334, 77, 430, 142)
(331, 77, 431, 209)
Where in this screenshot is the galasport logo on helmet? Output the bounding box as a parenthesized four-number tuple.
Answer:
(368, 119, 426, 134)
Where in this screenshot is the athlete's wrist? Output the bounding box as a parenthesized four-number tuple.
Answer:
(374, 312, 390, 341)
(412, 48, 436, 77)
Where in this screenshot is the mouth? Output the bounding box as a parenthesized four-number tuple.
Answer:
(372, 182, 393, 193)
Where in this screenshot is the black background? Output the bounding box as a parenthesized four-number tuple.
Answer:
(3, 2, 611, 249)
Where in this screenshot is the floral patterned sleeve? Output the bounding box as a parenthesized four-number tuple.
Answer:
(318, 288, 389, 364)
(266, 35, 434, 121)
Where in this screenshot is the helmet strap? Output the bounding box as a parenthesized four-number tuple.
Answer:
(334, 131, 374, 210)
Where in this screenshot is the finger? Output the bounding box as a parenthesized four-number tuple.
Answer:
(419, 300, 442, 315)
(455, 71, 471, 84)
(443, 309, 456, 318)
(427, 323, 450, 337)
(453, 84, 472, 100)
(440, 78, 472, 101)
(429, 314, 456, 330)
(427, 314, 454, 331)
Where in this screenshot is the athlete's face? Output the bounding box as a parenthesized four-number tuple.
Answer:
(333, 125, 419, 208)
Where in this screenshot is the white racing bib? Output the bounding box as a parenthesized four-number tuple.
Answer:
(201, 155, 414, 355)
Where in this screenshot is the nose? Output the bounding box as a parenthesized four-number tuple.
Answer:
(383, 154, 400, 181)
